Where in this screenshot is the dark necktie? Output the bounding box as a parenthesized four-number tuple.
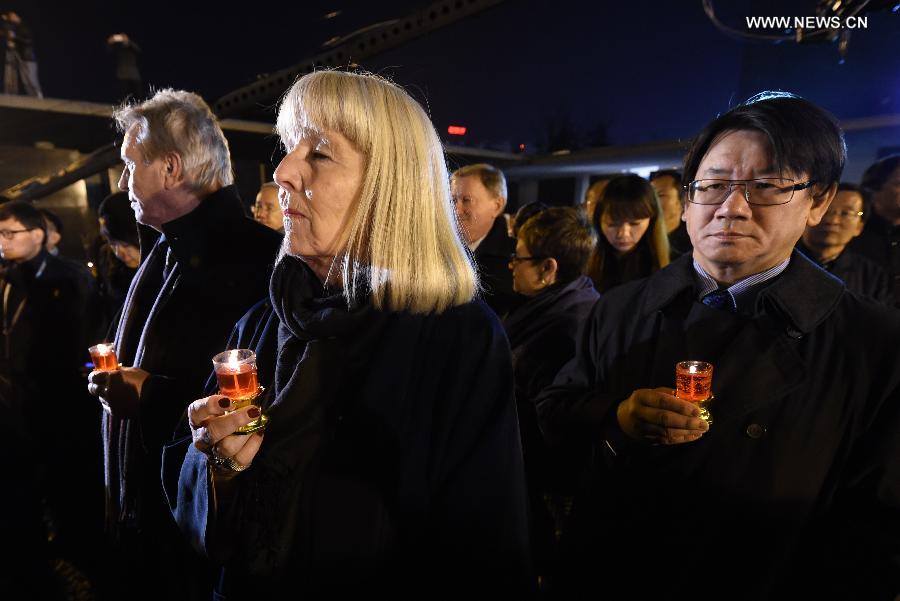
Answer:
(702, 288, 736, 312)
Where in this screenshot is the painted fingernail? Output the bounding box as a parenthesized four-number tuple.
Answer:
(247, 406, 261, 418)
(218, 397, 231, 408)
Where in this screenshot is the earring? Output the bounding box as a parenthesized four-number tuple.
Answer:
(539, 277, 547, 286)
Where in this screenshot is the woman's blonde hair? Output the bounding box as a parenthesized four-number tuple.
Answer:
(276, 70, 477, 314)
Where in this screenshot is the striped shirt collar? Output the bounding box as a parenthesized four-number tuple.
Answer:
(693, 257, 791, 303)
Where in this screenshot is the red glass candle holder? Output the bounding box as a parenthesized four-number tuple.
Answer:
(212, 349, 267, 434)
(88, 343, 119, 371)
(674, 360, 714, 423)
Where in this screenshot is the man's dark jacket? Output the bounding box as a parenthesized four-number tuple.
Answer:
(797, 241, 893, 306)
(104, 185, 281, 540)
(848, 211, 900, 305)
(474, 216, 519, 317)
(667, 221, 693, 258)
(1, 249, 100, 580)
(536, 252, 900, 600)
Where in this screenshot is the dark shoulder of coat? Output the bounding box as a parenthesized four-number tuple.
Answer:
(473, 216, 520, 317)
(831, 249, 895, 307)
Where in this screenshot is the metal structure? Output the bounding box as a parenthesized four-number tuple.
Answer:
(0, 0, 506, 204)
(214, 0, 504, 118)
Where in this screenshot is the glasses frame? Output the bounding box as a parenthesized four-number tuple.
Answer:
(0, 228, 36, 240)
(683, 178, 817, 207)
(822, 208, 864, 220)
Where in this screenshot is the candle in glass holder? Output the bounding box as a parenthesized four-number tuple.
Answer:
(212, 349, 259, 408)
(88, 343, 119, 371)
(675, 360, 714, 402)
(212, 349, 267, 434)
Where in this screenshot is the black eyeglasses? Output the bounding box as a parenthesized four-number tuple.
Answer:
(0, 228, 36, 240)
(684, 178, 816, 206)
(509, 253, 548, 264)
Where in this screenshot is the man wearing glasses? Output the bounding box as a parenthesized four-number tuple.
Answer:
(798, 182, 892, 305)
(0, 200, 99, 589)
(536, 93, 900, 599)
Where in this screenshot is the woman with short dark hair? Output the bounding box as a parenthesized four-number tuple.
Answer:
(504, 206, 599, 589)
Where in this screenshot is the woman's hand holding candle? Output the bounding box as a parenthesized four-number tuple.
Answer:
(188, 395, 264, 478)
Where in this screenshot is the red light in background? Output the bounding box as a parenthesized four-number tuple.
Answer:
(447, 125, 467, 136)
(518, 143, 526, 151)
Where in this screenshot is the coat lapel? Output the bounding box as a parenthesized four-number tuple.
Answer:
(134, 262, 181, 368)
(115, 238, 165, 364)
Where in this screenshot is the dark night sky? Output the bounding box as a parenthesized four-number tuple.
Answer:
(10, 0, 900, 151)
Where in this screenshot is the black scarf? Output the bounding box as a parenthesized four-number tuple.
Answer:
(232, 256, 389, 576)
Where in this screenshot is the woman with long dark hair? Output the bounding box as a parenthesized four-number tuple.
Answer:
(587, 174, 670, 292)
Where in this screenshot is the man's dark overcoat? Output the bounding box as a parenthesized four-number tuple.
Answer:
(104, 184, 281, 540)
(537, 252, 900, 600)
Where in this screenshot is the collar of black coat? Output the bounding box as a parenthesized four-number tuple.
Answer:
(643, 250, 844, 334)
(10, 247, 50, 281)
(503, 274, 598, 346)
(474, 215, 514, 258)
(135, 184, 248, 269)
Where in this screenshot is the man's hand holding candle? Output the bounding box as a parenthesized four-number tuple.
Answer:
(616, 387, 709, 445)
(87, 367, 150, 418)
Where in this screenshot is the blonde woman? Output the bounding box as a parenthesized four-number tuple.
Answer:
(165, 71, 530, 598)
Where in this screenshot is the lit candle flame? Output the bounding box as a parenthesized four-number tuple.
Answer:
(689, 365, 697, 374)
(227, 350, 240, 371)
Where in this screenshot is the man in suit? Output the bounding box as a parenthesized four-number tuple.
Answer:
(451, 163, 518, 316)
(537, 93, 900, 599)
(1, 201, 100, 595)
(797, 182, 892, 304)
(86, 89, 282, 600)
(650, 169, 692, 256)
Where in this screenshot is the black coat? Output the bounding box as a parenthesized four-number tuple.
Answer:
(589, 241, 656, 293)
(503, 275, 599, 577)
(536, 252, 900, 600)
(848, 211, 900, 305)
(104, 185, 281, 541)
(504, 275, 599, 492)
(1, 249, 97, 404)
(474, 216, 520, 317)
(164, 257, 532, 598)
(797, 241, 893, 306)
(667, 221, 693, 258)
(1, 249, 101, 585)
